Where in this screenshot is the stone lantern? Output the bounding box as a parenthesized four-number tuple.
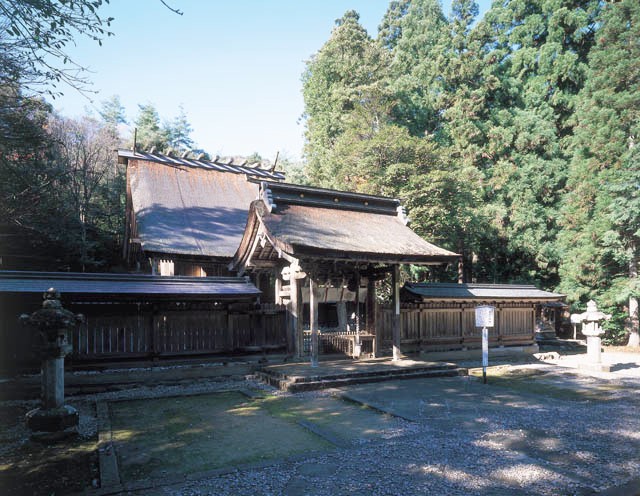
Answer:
(573, 300, 611, 372)
(20, 288, 83, 432)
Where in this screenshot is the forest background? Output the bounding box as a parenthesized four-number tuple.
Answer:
(0, 0, 638, 344)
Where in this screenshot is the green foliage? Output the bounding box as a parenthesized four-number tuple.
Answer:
(132, 102, 196, 154)
(302, 10, 390, 187)
(301, 0, 639, 329)
(601, 304, 630, 346)
(166, 104, 194, 152)
(558, 0, 640, 314)
(133, 103, 169, 151)
(384, 0, 448, 136)
(99, 95, 127, 127)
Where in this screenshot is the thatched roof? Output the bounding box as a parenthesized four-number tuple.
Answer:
(233, 182, 459, 269)
(120, 150, 284, 259)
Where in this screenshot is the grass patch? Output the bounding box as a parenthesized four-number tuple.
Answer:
(109, 391, 332, 483)
(259, 394, 399, 442)
(468, 367, 622, 401)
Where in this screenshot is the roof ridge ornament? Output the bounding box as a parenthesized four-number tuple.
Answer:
(262, 183, 276, 213)
(397, 205, 409, 225)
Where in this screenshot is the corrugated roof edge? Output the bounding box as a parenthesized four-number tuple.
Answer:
(0, 271, 260, 296)
(118, 149, 285, 181)
(248, 179, 401, 204)
(403, 282, 565, 299)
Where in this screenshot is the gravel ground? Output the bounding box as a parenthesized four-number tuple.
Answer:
(142, 364, 639, 496)
(2, 356, 639, 496)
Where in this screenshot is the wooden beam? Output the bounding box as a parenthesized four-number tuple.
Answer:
(310, 277, 319, 367)
(392, 264, 401, 361)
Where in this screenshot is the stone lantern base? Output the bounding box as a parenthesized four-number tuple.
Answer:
(578, 362, 612, 373)
(26, 405, 79, 432)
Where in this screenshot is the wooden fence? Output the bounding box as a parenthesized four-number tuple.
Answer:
(377, 302, 536, 353)
(0, 297, 287, 372)
(70, 302, 287, 361)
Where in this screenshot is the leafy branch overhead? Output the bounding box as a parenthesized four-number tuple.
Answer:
(0, 0, 114, 96)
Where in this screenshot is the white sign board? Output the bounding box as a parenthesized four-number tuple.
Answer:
(475, 305, 495, 328)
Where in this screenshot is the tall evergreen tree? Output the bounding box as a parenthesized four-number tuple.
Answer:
(133, 103, 169, 152)
(166, 104, 194, 152)
(477, 0, 600, 286)
(384, 0, 448, 137)
(302, 10, 389, 188)
(559, 0, 640, 345)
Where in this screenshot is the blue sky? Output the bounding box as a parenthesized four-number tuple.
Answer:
(52, 0, 490, 161)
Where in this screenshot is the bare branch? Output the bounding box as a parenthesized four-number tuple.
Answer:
(160, 0, 184, 16)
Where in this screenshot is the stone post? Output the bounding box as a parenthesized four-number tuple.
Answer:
(21, 288, 83, 432)
(573, 300, 611, 373)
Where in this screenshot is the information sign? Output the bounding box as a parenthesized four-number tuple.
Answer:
(475, 305, 495, 328)
(476, 305, 495, 384)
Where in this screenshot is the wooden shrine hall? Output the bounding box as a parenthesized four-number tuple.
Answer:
(231, 181, 459, 365)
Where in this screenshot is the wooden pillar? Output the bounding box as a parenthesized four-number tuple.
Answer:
(255, 272, 262, 305)
(289, 261, 302, 357)
(392, 265, 401, 361)
(366, 276, 378, 357)
(337, 301, 348, 331)
(354, 269, 361, 353)
(274, 269, 282, 304)
(310, 278, 319, 367)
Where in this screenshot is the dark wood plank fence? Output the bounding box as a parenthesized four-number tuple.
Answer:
(377, 302, 535, 352)
(71, 302, 287, 361)
(1, 298, 286, 372)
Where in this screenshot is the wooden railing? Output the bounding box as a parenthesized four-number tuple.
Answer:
(302, 330, 375, 358)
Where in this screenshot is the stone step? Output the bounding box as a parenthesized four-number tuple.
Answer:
(259, 361, 459, 383)
(256, 365, 468, 392)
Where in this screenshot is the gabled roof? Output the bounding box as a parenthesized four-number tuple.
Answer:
(233, 182, 459, 269)
(402, 282, 565, 301)
(0, 271, 260, 300)
(120, 150, 285, 259)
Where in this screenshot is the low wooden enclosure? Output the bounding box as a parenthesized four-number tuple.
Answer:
(377, 302, 536, 353)
(0, 295, 286, 373)
(71, 302, 287, 361)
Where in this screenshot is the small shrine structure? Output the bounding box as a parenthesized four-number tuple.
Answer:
(231, 181, 459, 364)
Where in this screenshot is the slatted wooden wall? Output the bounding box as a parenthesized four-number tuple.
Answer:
(378, 302, 535, 352)
(0, 298, 287, 372)
(70, 303, 288, 361)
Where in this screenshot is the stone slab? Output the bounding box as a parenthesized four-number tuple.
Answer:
(578, 362, 612, 373)
(96, 401, 121, 489)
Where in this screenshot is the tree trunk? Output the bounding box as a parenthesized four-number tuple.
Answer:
(627, 242, 639, 347)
